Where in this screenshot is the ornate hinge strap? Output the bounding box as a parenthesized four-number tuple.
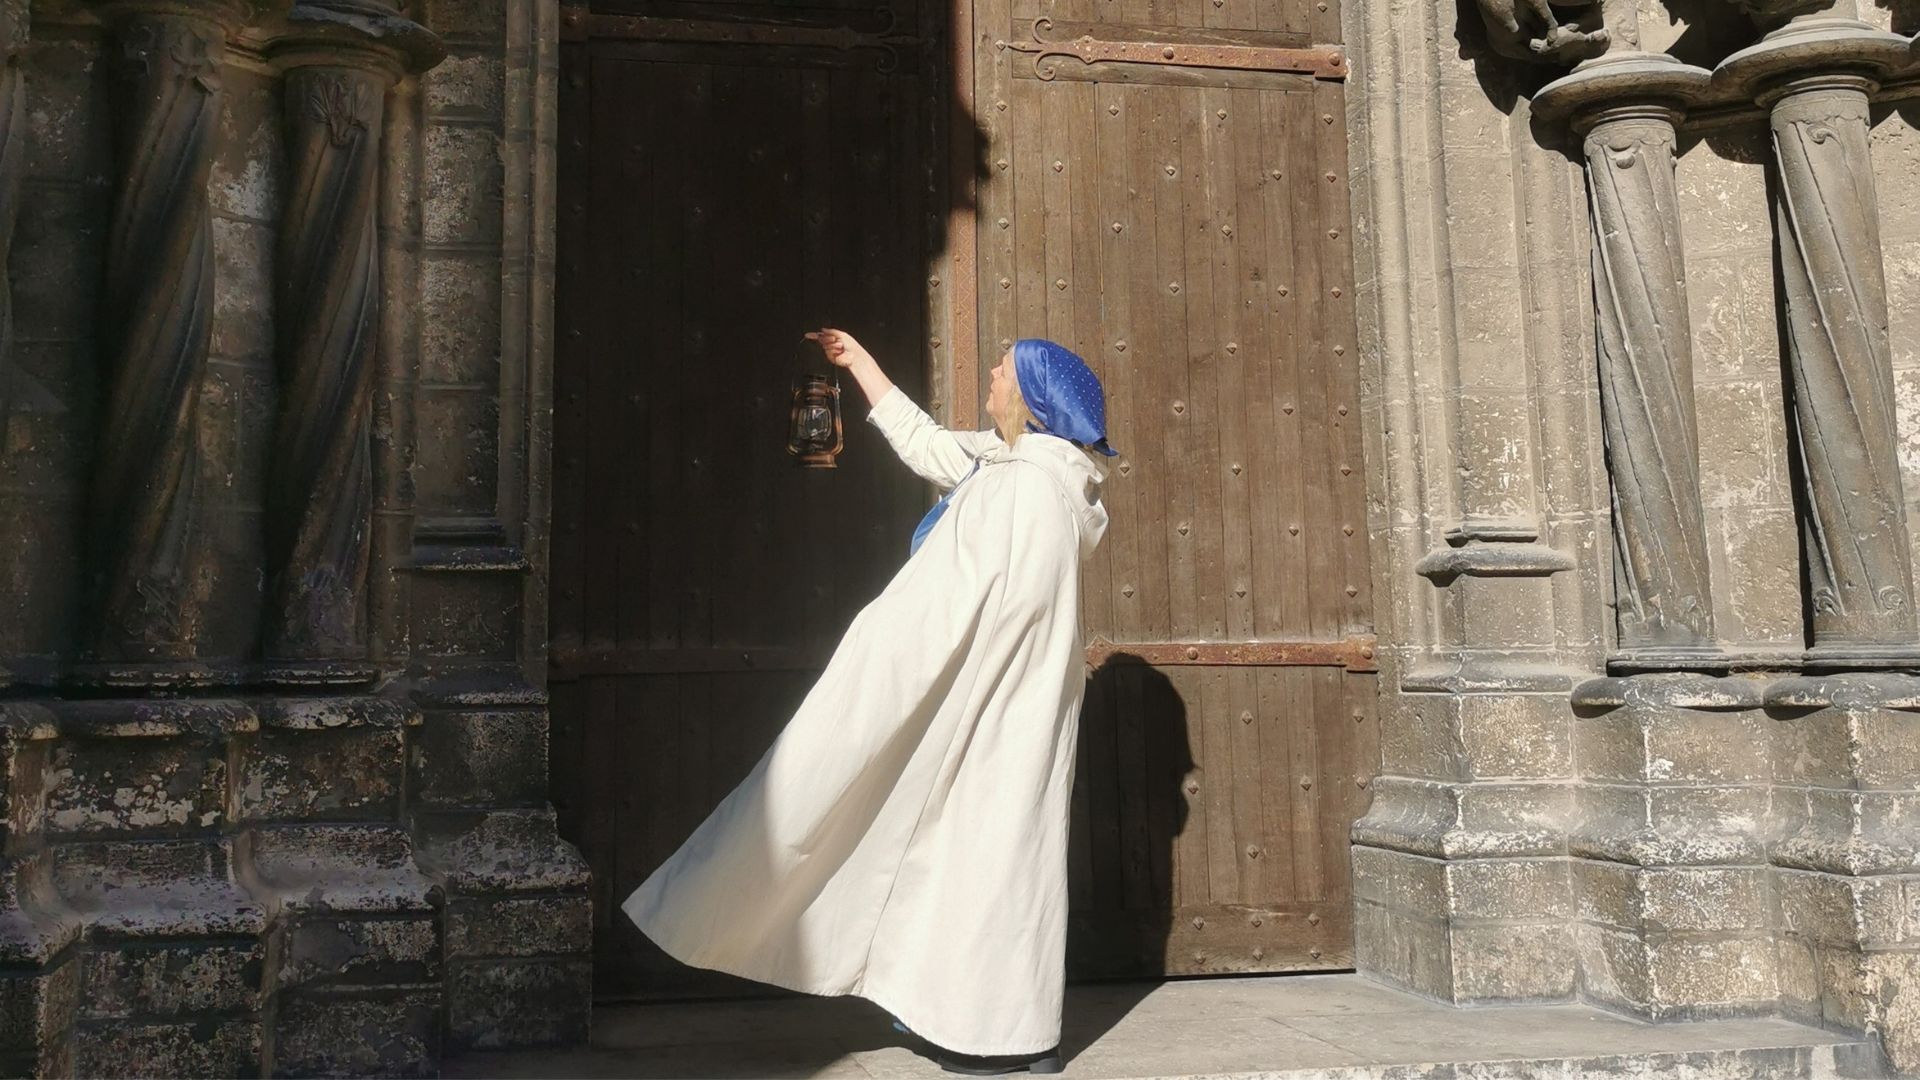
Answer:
(998, 18, 1347, 81)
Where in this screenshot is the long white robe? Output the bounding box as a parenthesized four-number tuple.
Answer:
(621, 383, 1110, 1056)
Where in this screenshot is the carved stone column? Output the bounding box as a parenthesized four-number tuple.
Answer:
(1719, 7, 1917, 669)
(263, 1, 440, 684)
(1538, 55, 1719, 672)
(82, 0, 249, 684)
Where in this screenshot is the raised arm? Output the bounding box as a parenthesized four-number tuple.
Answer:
(807, 327, 1005, 489)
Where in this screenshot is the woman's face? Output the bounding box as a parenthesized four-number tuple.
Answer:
(986, 349, 1015, 426)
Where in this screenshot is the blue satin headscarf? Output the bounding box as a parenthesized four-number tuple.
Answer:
(907, 339, 1118, 556)
(1013, 339, 1119, 458)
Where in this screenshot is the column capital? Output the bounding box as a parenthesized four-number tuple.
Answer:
(264, 0, 443, 79)
(1534, 52, 1712, 130)
(1715, 17, 1911, 102)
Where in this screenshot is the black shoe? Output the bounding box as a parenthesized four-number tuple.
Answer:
(932, 1045, 1064, 1075)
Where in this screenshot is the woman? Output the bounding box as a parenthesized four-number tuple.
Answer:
(622, 329, 1115, 1076)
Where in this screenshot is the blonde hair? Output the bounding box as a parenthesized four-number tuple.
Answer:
(998, 377, 1036, 446)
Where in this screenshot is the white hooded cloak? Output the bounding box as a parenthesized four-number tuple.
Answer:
(621, 383, 1110, 1056)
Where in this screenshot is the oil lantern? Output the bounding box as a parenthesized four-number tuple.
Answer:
(787, 373, 844, 468)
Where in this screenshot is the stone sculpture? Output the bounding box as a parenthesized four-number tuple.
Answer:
(1472, 0, 1610, 63)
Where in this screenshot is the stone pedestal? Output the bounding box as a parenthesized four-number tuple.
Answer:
(240, 697, 440, 1076)
(1766, 674, 1920, 1074)
(1352, 691, 1577, 1003)
(0, 704, 79, 1078)
(46, 699, 268, 1077)
(409, 697, 590, 1052)
(1569, 675, 1779, 1019)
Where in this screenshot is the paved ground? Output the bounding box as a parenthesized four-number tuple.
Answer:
(444, 973, 1884, 1079)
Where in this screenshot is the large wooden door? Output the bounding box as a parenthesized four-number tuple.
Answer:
(550, 0, 948, 1000)
(552, 0, 1376, 1003)
(965, 0, 1377, 975)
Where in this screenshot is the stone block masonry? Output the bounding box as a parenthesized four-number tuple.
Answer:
(0, 0, 585, 1064)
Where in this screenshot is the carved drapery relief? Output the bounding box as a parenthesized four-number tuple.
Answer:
(1584, 115, 1718, 662)
(86, 7, 241, 675)
(265, 66, 384, 676)
(263, 2, 440, 682)
(1768, 81, 1915, 662)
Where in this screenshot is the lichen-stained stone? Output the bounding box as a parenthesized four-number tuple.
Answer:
(411, 709, 548, 810)
(422, 126, 503, 248)
(80, 941, 261, 1019)
(71, 1014, 261, 1079)
(414, 809, 588, 898)
(273, 988, 441, 1079)
(0, 959, 79, 1077)
(277, 916, 439, 990)
(237, 699, 415, 823)
(446, 957, 590, 1052)
(445, 894, 589, 961)
(43, 700, 254, 839)
(45, 737, 228, 837)
(52, 838, 266, 941)
(251, 824, 439, 918)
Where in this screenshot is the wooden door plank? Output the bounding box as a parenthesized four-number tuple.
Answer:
(1258, 89, 1308, 641)
(1116, 664, 1154, 911)
(638, 673, 681, 878)
(1316, 79, 1371, 630)
(1085, 664, 1125, 920)
(976, 0, 1016, 400)
(1224, 665, 1267, 903)
(799, 68, 837, 648)
(553, 42, 591, 648)
(1216, 85, 1257, 644)
(1284, 91, 1338, 646)
(1253, 665, 1298, 900)
(1012, 78, 1048, 342)
(1098, 83, 1143, 645)
(1184, 89, 1226, 643)
(584, 56, 632, 649)
(643, 62, 693, 649)
(1132, 84, 1177, 644)
(1165, 95, 1202, 649)
(615, 61, 659, 649)
(1310, 666, 1348, 901)
(1062, 81, 1115, 643)
(1197, 666, 1240, 903)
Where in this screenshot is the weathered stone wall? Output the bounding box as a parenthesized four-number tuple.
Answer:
(0, 0, 585, 1072)
(1345, 0, 1920, 1071)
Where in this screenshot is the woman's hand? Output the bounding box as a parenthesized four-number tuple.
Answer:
(805, 328, 875, 372)
(806, 327, 895, 408)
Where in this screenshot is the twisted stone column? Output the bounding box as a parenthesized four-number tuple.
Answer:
(1538, 56, 1718, 672)
(85, 0, 247, 680)
(1720, 13, 1917, 669)
(264, 1, 439, 684)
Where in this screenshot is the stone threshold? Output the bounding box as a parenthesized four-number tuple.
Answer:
(443, 973, 1884, 1079)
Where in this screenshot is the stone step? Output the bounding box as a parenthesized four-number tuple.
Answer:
(444, 975, 1891, 1080)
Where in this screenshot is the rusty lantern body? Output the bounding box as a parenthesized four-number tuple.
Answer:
(787, 373, 845, 468)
